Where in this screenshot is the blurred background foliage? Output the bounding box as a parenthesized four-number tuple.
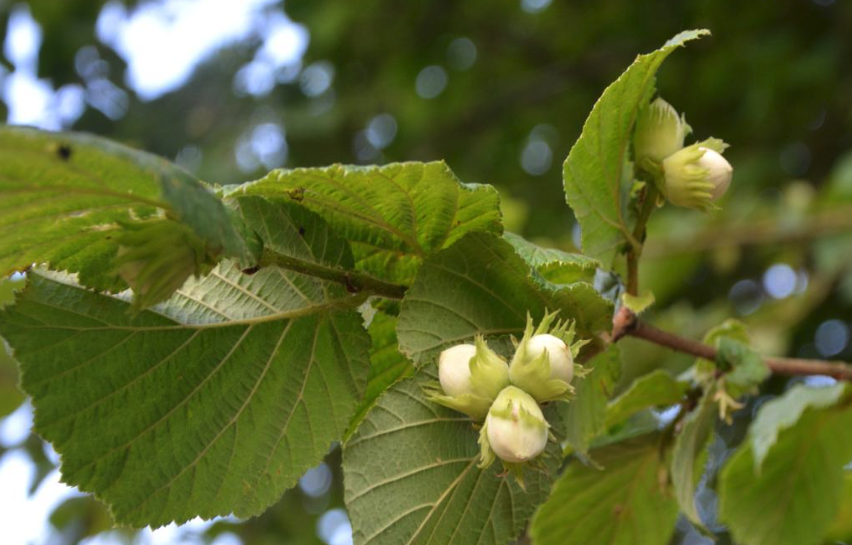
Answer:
(1, 0, 852, 543)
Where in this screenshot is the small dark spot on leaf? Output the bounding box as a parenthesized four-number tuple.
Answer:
(57, 144, 72, 161)
(288, 187, 306, 202)
(242, 265, 261, 275)
(298, 226, 306, 236)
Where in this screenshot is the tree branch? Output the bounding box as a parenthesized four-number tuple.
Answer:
(612, 306, 852, 381)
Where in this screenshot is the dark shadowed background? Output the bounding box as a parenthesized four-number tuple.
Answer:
(1, 0, 851, 543)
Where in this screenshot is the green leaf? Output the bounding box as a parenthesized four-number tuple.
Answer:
(718, 384, 852, 545)
(397, 232, 613, 363)
(531, 436, 679, 545)
(0, 263, 371, 527)
(605, 370, 687, 429)
(0, 126, 251, 291)
(561, 346, 621, 456)
(503, 232, 599, 285)
(749, 382, 847, 467)
(237, 195, 355, 269)
(343, 366, 558, 545)
(227, 161, 502, 285)
(346, 311, 414, 440)
(670, 392, 716, 527)
(716, 337, 770, 395)
(825, 472, 852, 542)
(563, 29, 710, 266)
(0, 277, 25, 418)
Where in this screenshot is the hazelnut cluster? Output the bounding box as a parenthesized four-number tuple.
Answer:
(424, 312, 587, 483)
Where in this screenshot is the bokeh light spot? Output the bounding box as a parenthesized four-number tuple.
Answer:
(815, 319, 849, 357)
(763, 263, 797, 299)
(415, 66, 448, 99)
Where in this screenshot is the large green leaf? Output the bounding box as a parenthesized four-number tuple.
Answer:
(227, 161, 502, 285)
(561, 346, 621, 456)
(563, 30, 709, 266)
(0, 126, 250, 291)
(531, 436, 679, 545)
(396, 232, 613, 363)
(0, 276, 25, 418)
(605, 370, 687, 428)
(718, 384, 852, 545)
(346, 311, 414, 440)
(0, 260, 371, 527)
(343, 367, 558, 545)
(670, 392, 716, 527)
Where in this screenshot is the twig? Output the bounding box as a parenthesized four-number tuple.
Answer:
(612, 306, 852, 381)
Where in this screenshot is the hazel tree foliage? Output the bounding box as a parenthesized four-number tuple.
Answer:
(2, 30, 852, 545)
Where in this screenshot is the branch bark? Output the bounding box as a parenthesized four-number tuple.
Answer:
(612, 306, 852, 381)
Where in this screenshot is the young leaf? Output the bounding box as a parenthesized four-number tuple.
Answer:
(563, 29, 709, 266)
(0, 264, 371, 528)
(621, 291, 655, 315)
(670, 391, 716, 528)
(227, 161, 502, 285)
(343, 367, 559, 545)
(503, 232, 599, 285)
(560, 346, 621, 456)
(397, 232, 613, 363)
(605, 369, 687, 429)
(718, 384, 852, 545)
(346, 311, 414, 440)
(716, 337, 770, 396)
(531, 436, 679, 545)
(0, 127, 251, 291)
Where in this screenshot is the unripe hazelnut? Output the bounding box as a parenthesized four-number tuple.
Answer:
(438, 344, 477, 397)
(662, 140, 733, 211)
(428, 337, 510, 421)
(634, 97, 690, 164)
(526, 334, 574, 384)
(484, 386, 548, 463)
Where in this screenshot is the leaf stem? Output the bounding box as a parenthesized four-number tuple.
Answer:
(611, 306, 852, 381)
(258, 249, 408, 300)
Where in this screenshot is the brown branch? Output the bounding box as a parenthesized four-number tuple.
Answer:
(612, 306, 852, 381)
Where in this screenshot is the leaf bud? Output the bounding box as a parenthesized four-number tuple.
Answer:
(634, 97, 691, 165)
(662, 139, 733, 211)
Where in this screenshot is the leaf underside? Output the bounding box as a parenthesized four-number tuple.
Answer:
(531, 436, 679, 545)
(718, 385, 852, 545)
(343, 367, 559, 545)
(0, 258, 371, 527)
(0, 126, 248, 291)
